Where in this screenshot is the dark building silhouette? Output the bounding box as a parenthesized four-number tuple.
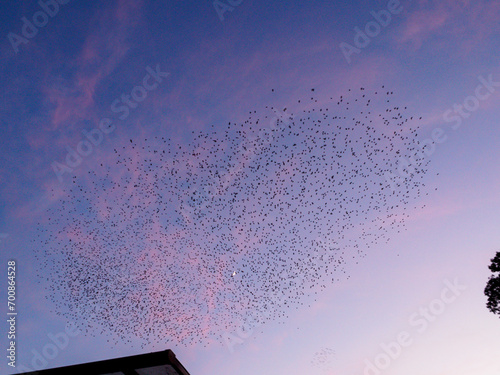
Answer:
(16, 349, 191, 375)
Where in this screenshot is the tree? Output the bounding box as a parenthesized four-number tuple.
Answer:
(484, 251, 500, 316)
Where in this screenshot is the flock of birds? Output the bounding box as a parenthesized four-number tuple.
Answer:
(311, 347, 336, 373)
(35, 87, 434, 348)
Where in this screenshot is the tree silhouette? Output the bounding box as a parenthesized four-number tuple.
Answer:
(484, 251, 500, 316)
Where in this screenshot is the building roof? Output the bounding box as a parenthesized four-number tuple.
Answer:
(16, 349, 191, 375)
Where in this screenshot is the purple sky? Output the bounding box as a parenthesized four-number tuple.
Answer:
(1, 1, 500, 374)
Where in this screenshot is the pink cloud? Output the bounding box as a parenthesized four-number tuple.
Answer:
(395, 0, 500, 55)
(41, 0, 144, 132)
(396, 8, 449, 50)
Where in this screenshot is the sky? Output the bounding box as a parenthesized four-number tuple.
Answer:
(1, 0, 500, 374)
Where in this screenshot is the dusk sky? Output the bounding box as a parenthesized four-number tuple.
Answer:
(1, 1, 500, 375)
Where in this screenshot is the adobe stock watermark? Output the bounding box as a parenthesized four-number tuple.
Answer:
(178, 106, 295, 227)
(294, 236, 341, 289)
(340, 0, 403, 64)
(13, 321, 81, 374)
(213, 0, 244, 22)
(222, 236, 338, 354)
(8, 0, 73, 55)
(223, 309, 270, 354)
(51, 64, 170, 183)
(362, 278, 466, 375)
(0, 233, 9, 244)
(185, 282, 211, 316)
(443, 74, 500, 130)
(384, 74, 499, 193)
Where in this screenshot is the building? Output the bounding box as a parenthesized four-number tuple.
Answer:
(17, 349, 191, 375)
